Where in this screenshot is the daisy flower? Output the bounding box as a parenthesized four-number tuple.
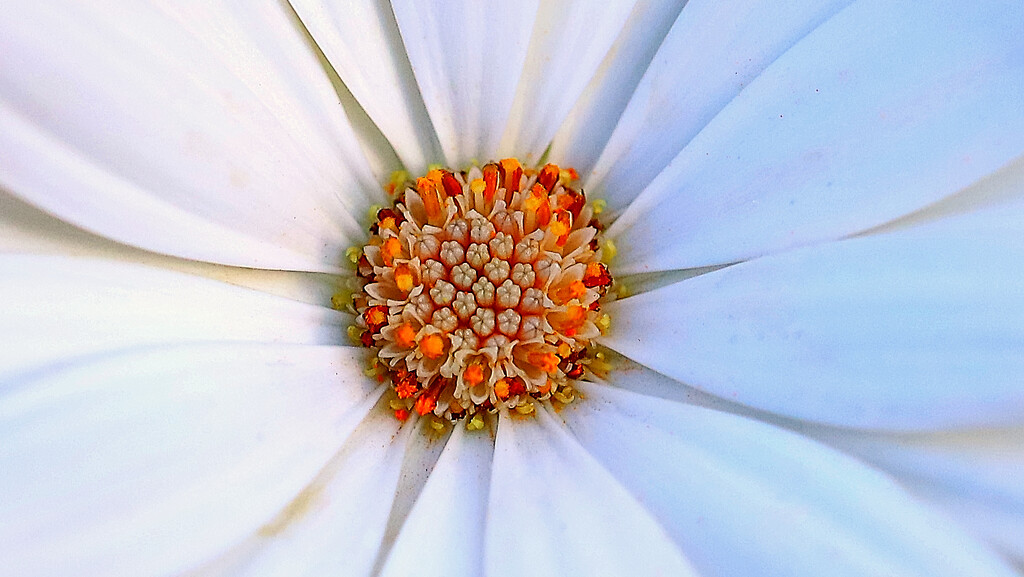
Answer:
(1, 0, 1023, 575)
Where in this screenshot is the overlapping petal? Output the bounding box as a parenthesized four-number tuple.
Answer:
(0, 0, 383, 272)
(547, 0, 688, 176)
(496, 0, 638, 163)
(0, 343, 382, 577)
(603, 204, 1024, 430)
(563, 382, 1018, 576)
(810, 426, 1024, 564)
(290, 0, 443, 174)
(380, 425, 492, 576)
(0, 255, 348, 383)
(587, 0, 851, 212)
(609, 0, 1024, 273)
(391, 0, 537, 169)
(485, 407, 697, 576)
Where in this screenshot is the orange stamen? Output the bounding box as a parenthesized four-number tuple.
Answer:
(482, 163, 500, 202)
(498, 158, 523, 193)
(537, 163, 560, 192)
(494, 378, 510, 400)
(414, 382, 443, 415)
(463, 363, 485, 386)
(523, 183, 552, 230)
(550, 210, 572, 246)
(394, 263, 416, 294)
(583, 262, 612, 289)
(395, 323, 417, 349)
(394, 408, 410, 421)
(527, 351, 560, 374)
(441, 170, 462, 198)
(552, 280, 586, 304)
(416, 176, 444, 222)
(419, 333, 446, 359)
(364, 305, 388, 332)
(381, 237, 403, 267)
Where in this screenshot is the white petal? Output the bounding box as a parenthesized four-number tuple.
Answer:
(380, 425, 493, 577)
(563, 382, 1018, 577)
(0, 190, 350, 307)
(202, 403, 411, 577)
(609, 0, 1024, 273)
(498, 0, 638, 163)
(0, 343, 382, 577)
(391, 0, 538, 168)
(547, 0, 688, 177)
(0, 255, 349, 382)
(291, 0, 443, 174)
(587, 0, 850, 213)
(0, 0, 381, 272)
(812, 426, 1024, 563)
(485, 407, 697, 577)
(602, 205, 1024, 429)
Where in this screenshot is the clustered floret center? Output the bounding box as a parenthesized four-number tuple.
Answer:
(349, 159, 613, 422)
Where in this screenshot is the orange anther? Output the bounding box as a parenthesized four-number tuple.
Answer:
(414, 382, 443, 415)
(527, 351, 560, 374)
(537, 380, 552, 396)
(537, 163, 560, 192)
(583, 262, 612, 289)
(463, 363, 485, 386)
(381, 237, 403, 266)
(550, 210, 572, 246)
(419, 333, 446, 359)
(555, 189, 585, 218)
(441, 170, 462, 198)
(494, 378, 510, 400)
(364, 305, 388, 332)
(523, 184, 552, 228)
(394, 263, 416, 293)
(498, 158, 523, 193)
(552, 280, 586, 304)
(416, 176, 444, 221)
(482, 163, 500, 201)
(394, 408, 410, 422)
(554, 305, 588, 337)
(395, 323, 417, 349)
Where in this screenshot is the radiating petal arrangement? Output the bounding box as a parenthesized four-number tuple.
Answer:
(1, 0, 1022, 576)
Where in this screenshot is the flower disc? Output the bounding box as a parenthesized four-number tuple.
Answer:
(350, 159, 613, 422)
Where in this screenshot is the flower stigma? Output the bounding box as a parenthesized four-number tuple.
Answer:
(345, 159, 615, 425)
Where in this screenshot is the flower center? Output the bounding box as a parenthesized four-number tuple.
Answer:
(349, 159, 613, 424)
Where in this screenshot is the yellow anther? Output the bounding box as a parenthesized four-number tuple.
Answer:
(602, 238, 617, 262)
(430, 417, 446, 431)
(470, 178, 486, 194)
(347, 325, 364, 344)
(596, 313, 611, 334)
(466, 413, 486, 431)
(591, 199, 607, 215)
(331, 291, 351, 310)
(345, 246, 362, 265)
(514, 400, 535, 415)
(389, 399, 407, 411)
(385, 171, 409, 197)
(558, 167, 579, 186)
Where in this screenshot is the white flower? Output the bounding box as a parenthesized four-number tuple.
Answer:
(1, 0, 1023, 576)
